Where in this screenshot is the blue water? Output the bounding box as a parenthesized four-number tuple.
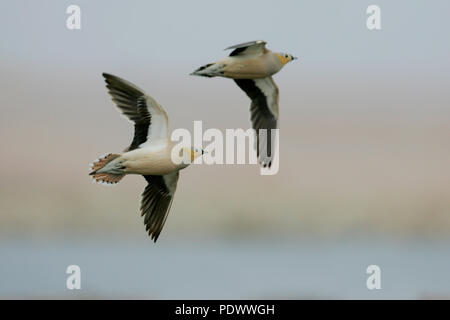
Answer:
(0, 238, 449, 299)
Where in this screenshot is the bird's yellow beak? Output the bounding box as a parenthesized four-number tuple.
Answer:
(275, 53, 291, 66)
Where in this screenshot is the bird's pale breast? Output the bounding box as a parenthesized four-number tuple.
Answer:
(122, 147, 179, 175)
(222, 52, 283, 79)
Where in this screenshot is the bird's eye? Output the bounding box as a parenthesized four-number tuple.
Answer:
(285, 54, 288, 58)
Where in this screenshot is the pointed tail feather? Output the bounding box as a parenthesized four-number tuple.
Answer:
(190, 63, 223, 77)
(89, 153, 125, 185)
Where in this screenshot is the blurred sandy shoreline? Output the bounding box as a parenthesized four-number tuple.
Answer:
(1, 98, 449, 239)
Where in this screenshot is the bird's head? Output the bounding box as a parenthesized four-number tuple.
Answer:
(183, 146, 205, 163)
(275, 52, 297, 66)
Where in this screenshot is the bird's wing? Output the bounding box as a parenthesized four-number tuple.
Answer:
(234, 77, 279, 168)
(225, 40, 267, 57)
(103, 73, 169, 151)
(141, 172, 179, 242)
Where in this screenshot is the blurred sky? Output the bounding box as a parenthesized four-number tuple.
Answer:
(1, 0, 450, 69)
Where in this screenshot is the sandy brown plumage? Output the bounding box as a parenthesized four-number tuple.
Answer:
(89, 73, 203, 242)
(191, 41, 296, 167)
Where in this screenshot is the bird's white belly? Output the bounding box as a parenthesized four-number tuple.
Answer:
(122, 147, 177, 175)
(221, 53, 282, 79)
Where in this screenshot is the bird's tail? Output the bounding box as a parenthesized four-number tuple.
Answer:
(89, 153, 125, 185)
(190, 63, 224, 77)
